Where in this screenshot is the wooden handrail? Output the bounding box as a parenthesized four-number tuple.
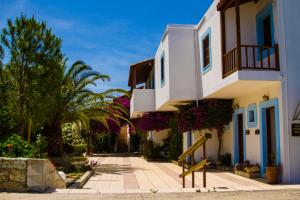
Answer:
(178, 133, 211, 188)
(179, 159, 211, 178)
(178, 133, 210, 162)
(222, 44, 280, 78)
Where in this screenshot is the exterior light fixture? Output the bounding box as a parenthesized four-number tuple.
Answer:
(233, 104, 239, 109)
(263, 95, 269, 101)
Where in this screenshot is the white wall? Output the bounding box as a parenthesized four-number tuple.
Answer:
(155, 26, 198, 110)
(155, 34, 170, 110)
(168, 28, 198, 102)
(277, 0, 300, 184)
(130, 89, 156, 118)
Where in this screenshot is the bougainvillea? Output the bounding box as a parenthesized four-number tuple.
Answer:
(138, 112, 175, 132)
(114, 95, 130, 111)
(91, 95, 131, 134)
(176, 99, 233, 133)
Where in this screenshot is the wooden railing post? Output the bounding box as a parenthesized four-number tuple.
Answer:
(182, 161, 185, 188)
(191, 152, 195, 188)
(203, 141, 206, 188)
(235, 0, 242, 70)
(275, 44, 280, 70)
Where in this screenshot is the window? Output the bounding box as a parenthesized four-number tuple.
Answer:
(160, 53, 165, 87)
(256, 3, 274, 59)
(201, 27, 212, 75)
(249, 110, 255, 123)
(203, 36, 210, 67)
(247, 104, 257, 128)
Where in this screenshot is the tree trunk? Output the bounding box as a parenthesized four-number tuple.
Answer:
(217, 130, 223, 161)
(86, 134, 92, 156)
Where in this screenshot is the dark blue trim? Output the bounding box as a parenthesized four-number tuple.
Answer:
(233, 108, 246, 165)
(247, 103, 257, 128)
(256, 3, 275, 60)
(259, 98, 281, 176)
(201, 27, 212, 75)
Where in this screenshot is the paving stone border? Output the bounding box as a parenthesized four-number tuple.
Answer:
(68, 170, 95, 189)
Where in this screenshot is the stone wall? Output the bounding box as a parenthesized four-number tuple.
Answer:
(0, 157, 66, 192)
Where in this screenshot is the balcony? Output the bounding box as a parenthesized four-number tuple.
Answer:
(130, 89, 155, 118)
(223, 44, 280, 78)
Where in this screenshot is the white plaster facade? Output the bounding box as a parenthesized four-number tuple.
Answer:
(128, 0, 300, 184)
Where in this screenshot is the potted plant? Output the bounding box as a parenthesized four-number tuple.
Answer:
(266, 153, 281, 184)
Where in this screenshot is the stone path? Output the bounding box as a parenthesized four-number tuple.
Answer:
(55, 156, 300, 194)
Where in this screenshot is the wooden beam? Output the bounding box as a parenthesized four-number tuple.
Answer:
(235, 0, 242, 69)
(220, 11, 226, 78)
(132, 67, 136, 89)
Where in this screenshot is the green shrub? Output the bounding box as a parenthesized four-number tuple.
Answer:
(130, 133, 141, 152)
(143, 140, 163, 160)
(35, 134, 48, 158)
(93, 133, 115, 153)
(220, 153, 232, 166)
(162, 119, 182, 160)
(73, 144, 86, 156)
(0, 134, 37, 158)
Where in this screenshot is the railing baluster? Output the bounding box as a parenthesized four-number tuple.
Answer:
(245, 46, 248, 68)
(275, 44, 280, 70)
(253, 46, 256, 68)
(268, 48, 271, 68)
(222, 44, 280, 78)
(260, 46, 263, 68)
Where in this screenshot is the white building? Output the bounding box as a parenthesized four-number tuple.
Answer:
(128, 0, 300, 184)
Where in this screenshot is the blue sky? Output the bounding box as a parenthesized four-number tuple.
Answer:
(0, 0, 213, 91)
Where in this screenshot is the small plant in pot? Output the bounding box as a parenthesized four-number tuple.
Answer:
(266, 153, 281, 184)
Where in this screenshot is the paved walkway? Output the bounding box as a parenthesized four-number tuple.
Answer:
(2, 189, 300, 200)
(53, 156, 300, 194)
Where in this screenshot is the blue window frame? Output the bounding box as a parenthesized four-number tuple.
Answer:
(201, 27, 212, 75)
(256, 3, 275, 60)
(247, 103, 257, 128)
(160, 52, 165, 87)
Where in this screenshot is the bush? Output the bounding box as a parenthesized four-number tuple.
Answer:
(35, 134, 48, 158)
(162, 119, 182, 160)
(220, 153, 232, 166)
(56, 156, 92, 173)
(143, 140, 163, 160)
(130, 133, 141, 152)
(93, 133, 115, 153)
(0, 134, 37, 158)
(73, 144, 86, 156)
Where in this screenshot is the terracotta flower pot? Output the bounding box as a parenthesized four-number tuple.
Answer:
(266, 166, 280, 184)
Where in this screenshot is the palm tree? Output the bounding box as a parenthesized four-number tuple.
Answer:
(45, 60, 128, 157)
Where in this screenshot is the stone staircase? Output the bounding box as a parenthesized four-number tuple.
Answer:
(117, 126, 129, 153)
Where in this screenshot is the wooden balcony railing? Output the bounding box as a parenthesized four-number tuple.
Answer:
(223, 44, 280, 78)
(178, 133, 211, 188)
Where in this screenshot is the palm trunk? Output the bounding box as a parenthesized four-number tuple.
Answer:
(45, 116, 64, 157)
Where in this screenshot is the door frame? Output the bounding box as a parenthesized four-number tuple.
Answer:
(259, 98, 281, 176)
(233, 108, 246, 164)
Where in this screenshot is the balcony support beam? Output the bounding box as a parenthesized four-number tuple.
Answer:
(235, 0, 242, 69)
(132, 67, 136, 90)
(220, 11, 226, 78)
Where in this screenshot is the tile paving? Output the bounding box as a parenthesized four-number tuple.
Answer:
(57, 156, 300, 194)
